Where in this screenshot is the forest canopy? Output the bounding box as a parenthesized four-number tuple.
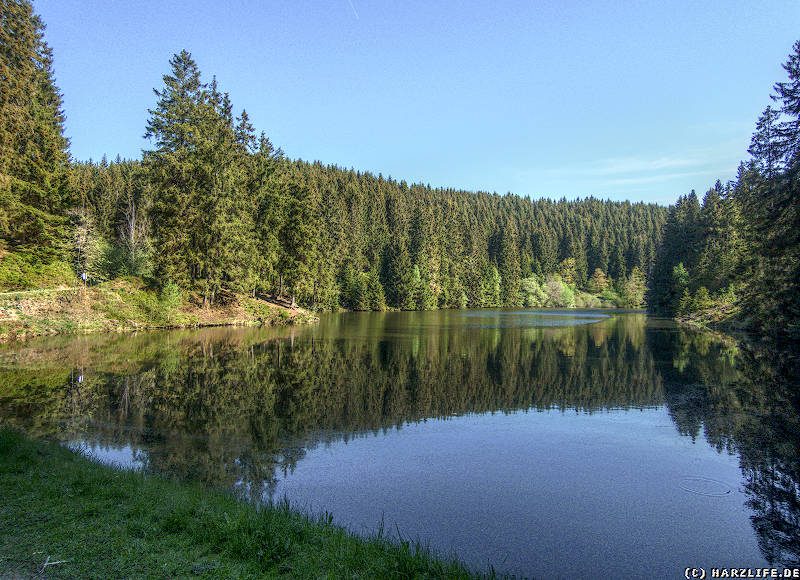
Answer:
(2, 0, 799, 340)
(648, 40, 800, 340)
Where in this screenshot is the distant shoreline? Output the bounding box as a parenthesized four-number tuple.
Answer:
(0, 278, 317, 343)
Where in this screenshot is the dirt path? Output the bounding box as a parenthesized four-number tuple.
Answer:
(0, 287, 74, 297)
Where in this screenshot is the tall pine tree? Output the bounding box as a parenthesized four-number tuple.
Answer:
(0, 0, 70, 251)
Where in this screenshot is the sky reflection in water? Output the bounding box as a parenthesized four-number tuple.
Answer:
(1, 310, 797, 577)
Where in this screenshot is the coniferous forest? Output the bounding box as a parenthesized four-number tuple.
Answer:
(648, 41, 800, 340)
(1, 1, 799, 341)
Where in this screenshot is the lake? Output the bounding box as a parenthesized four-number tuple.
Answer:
(1, 310, 798, 577)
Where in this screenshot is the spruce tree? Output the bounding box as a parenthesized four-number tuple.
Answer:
(0, 0, 70, 249)
(772, 40, 800, 165)
(481, 264, 502, 307)
(144, 50, 210, 287)
(253, 133, 285, 295)
(499, 223, 522, 307)
(384, 241, 414, 309)
(279, 179, 318, 307)
(737, 40, 800, 338)
(748, 106, 783, 178)
(366, 267, 386, 310)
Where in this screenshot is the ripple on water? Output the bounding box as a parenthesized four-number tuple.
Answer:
(678, 476, 734, 497)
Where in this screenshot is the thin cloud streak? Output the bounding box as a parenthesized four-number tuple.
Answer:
(599, 168, 725, 187)
(584, 156, 701, 176)
(514, 142, 745, 198)
(538, 142, 745, 180)
(347, 0, 359, 20)
(538, 154, 704, 179)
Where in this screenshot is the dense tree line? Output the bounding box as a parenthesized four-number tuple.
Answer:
(287, 161, 660, 310)
(1, 2, 664, 311)
(72, 146, 664, 311)
(64, 50, 665, 311)
(10, 0, 800, 334)
(649, 41, 800, 340)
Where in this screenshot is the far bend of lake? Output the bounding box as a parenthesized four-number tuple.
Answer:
(1, 310, 799, 577)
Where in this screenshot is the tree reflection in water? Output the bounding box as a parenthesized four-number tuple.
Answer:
(1, 311, 797, 565)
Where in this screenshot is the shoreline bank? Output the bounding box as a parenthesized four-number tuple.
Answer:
(0, 277, 317, 342)
(0, 428, 487, 579)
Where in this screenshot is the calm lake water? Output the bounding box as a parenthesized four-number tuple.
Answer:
(1, 310, 798, 577)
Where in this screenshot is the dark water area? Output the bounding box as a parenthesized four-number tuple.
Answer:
(1, 310, 798, 578)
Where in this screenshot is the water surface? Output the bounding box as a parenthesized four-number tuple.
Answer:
(1, 310, 798, 577)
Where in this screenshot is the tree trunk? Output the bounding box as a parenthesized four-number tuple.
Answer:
(290, 293, 296, 308)
(278, 275, 284, 300)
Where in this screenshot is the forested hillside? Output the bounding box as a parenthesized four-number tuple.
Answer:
(289, 161, 662, 311)
(69, 150, 665, 312)
(648, 41, 800, 340)
(1, 2, 665, 314)
(3, 0, 799, 340)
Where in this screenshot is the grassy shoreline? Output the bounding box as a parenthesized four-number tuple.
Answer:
(0, 428, 490, 579)
(0, 277, 317, 342)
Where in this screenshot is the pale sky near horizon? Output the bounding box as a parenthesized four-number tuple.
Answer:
(34, 0, 800, 205)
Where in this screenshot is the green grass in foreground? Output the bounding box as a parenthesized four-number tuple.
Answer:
(0, 429, 490, 579)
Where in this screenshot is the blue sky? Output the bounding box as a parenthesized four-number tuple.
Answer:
(35, 0, 800, 205)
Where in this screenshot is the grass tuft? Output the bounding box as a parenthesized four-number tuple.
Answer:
(0, 428, 492, 578)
